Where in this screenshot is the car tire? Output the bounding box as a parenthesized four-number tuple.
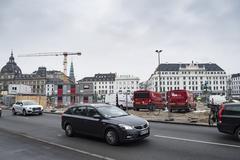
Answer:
(149, 105, 156, 111)
(12, 108, 16, 115)
(65, 124, 74, 137)
(39, 112, 42, 115)
(105, 129, 119, 145)
(22, 109, 27, 116)
(235, 127, 240, 141)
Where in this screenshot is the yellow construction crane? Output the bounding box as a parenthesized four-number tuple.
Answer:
(18, 52, 81, 83)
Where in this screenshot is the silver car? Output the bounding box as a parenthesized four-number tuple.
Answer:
(12, 100, 43, 116)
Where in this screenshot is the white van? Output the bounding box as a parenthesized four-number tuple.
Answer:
(208, 95, 227, 106)
(105, 93, 133, 109)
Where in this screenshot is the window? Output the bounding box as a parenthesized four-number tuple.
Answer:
(87, 107, 98, 117)
(72, 106, 87, 116)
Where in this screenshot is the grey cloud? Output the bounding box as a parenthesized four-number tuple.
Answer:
(0, 0, 239, 81)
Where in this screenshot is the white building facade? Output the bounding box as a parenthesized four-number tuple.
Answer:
(45, 84, 55, 96)
(79, 73, 140, 100)
(115, 75, 140, 94)
(147, 62, 227, 95)
(230, 73, 240, 98)
(79, 73, 116, 100)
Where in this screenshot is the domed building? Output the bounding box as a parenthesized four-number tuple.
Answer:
(0, 51, 76, 101)
(1, 51, 22, 75)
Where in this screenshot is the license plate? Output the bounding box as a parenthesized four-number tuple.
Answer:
(140, 129, 148, 135)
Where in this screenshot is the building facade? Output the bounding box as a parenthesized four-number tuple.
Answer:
(0, 52, 46, 95)
(78, 73, 116, 101)
(147, 62, 227, 95)
(76, 82, 94, 103)
(78, 73, 140, 101)
(115, 75, 140, 94)
(230, 73, 240, 99)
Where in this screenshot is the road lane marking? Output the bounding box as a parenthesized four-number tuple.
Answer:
(154, 135, 240, 148)
(19, 133, 116, 160)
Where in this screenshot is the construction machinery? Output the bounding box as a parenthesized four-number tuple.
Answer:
(18, 52, 81, 83)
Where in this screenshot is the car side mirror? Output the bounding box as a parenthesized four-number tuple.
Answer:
(93, 114, 101, 119)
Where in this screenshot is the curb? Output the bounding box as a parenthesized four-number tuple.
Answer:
(148, 120, 215, 127)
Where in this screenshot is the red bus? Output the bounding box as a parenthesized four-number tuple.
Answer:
(166, 90, 196, 112)
(133, 90, 165, 111)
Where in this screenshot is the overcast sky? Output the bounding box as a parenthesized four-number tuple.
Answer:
(0, 0, 239, 81)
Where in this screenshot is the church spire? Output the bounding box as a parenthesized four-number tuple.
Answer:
(69, 61, 75, 82)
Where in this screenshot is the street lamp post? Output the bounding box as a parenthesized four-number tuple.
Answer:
(155, 50, 162, 93)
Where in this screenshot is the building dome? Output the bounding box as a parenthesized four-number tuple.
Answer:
(1, 51, 22, 75)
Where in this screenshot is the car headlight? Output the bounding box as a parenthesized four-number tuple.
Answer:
(118, 124, 134, 130)
(146, 120, 149, 127)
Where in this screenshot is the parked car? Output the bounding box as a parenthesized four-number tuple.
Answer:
(12, 100, 43, 116)
(61, 104, 150, 145)
(133, 90, 165, 111)
(0, 107, 2, 117)
(217, 103, 240, 140)
(166, 90, 196, 112)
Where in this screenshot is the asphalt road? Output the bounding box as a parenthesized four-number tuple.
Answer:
(0, 110, 240, 160)
(0, 129, 101, 160)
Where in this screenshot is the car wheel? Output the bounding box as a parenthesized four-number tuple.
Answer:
(12, 108, 16, 115)
(105, 129, 119, 145)
(39, 112, 42, 115)
(149, 105, 156, 111)
(65, 124, 74, 137)
(22, 109, 27, 116)
(235, 127, 240, 140)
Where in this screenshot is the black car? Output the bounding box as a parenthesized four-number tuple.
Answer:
(61, 104, 150, 145)
(217, 103, 240, 140)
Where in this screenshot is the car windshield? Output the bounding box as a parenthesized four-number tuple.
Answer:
(23, 101, 38, 105)
(97, 105, 128, 118)
(134, 92, 149, 98)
